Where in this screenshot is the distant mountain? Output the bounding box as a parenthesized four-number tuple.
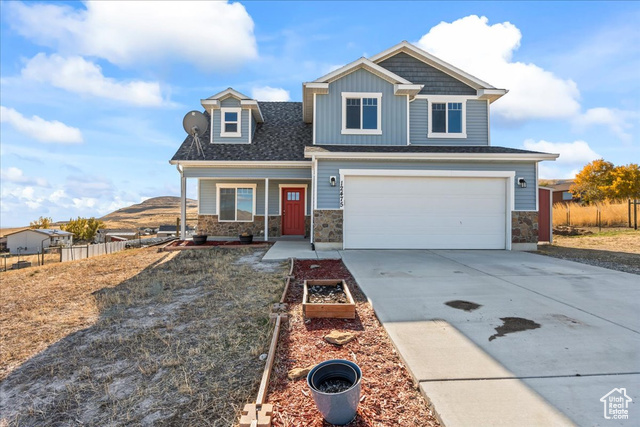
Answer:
(100, 196, 198, 229)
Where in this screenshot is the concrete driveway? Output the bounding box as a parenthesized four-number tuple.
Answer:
(341, 250, 640, 426)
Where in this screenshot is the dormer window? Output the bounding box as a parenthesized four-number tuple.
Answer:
(341, 92, 382, 135)
(427, 97, 467, 138)
(221, 107, 241, 137)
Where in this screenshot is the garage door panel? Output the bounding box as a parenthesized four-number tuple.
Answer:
(344, 175, 508, 249)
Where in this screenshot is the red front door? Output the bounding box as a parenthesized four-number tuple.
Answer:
(282, 188, 305, 235)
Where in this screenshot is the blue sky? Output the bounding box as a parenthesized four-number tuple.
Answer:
(1, 1, 638, 227)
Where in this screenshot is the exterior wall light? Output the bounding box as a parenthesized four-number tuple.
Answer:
(518, 177, 527, 188)
(330, 176, 337, 187)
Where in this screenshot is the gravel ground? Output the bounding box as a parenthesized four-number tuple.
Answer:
(535, 229, 640, 275)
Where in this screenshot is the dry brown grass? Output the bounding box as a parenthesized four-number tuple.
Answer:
(1, 252, 61, 270)
(553, 200, 631, 227)
(1, 247, 287, 426)
(537, 229, 640, 275)
(0, 248, 167, 379)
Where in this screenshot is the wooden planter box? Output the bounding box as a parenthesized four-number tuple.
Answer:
(303, 279, 355, 319)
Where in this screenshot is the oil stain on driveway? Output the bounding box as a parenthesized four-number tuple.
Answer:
(341, 249, 640, 426)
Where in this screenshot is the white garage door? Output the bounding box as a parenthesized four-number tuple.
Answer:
(343, 175, 508, 249)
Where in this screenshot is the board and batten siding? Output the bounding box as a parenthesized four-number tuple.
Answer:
(199, 179, 311, 216)
(410, 99, 488, 145)
(315, 69, 407, 145)
(316, 160, 536, 211)
(211, 98, 251, 144)
(378, 52, 477, 96)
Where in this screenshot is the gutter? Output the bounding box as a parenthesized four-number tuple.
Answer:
(303, 151, 560, 162)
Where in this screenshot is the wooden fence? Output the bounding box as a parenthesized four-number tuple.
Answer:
(61, 241, 127, 262)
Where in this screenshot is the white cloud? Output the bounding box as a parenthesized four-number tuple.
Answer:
(523, 139, 601, 179)
(251, 86, 291, 102)
(0, 167, 49, 187)
(0, 182, 143, 227)
(21, 54, 164, 106)
(7, 1, 257, 71)
(415, 15, 581, 121)
(0, 105, 83, 144)
(65, 175, 114, 199)
(573, 108, 638, 143)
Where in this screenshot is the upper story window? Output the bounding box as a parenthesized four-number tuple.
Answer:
(428, 98, 467, 138)
(341, 92, 382, 135)
(221, 107, 241, 137)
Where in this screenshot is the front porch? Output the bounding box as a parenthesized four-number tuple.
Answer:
(176, 164, 314, 242)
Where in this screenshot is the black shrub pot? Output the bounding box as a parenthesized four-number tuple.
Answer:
(192, 235, 208, 245)
(238, 234, 253, 244)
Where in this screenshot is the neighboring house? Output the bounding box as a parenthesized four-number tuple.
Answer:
(170, 41, 559, 250)
(97, 229, 139, 243)
(542, 179, 580, 204)
(5, 229, 73, 254)
(157, 225, 176, 238)
(157, 225, 194, 238)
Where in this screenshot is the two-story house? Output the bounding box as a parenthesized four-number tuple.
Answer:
(170, 41, 558, 250)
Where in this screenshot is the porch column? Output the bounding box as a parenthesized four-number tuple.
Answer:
(180, 174, 186, 239)
(264, 178, 269, 241)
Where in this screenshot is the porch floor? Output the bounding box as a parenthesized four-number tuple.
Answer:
(261, 240, 342, 262)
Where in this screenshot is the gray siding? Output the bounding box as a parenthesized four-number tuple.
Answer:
(199, 178, 311, 215)
(378, 52, 476, 95)
(183, 167, 311, 179)
(410, 99, 488, 145)
(316, 160, 536, 211)
(315, 69, 407, 145)
(211, 98, 250, 144)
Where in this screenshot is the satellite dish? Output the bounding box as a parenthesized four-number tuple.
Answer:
(182, 110, 209, 158)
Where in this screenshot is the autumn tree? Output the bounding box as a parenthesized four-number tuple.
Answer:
(570, 159, 614, 203)
(30, 216, 53, 229)
(604, 163, 640, 200)
(61, 217, 106, 241)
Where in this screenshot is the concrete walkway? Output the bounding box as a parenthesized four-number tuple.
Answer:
(341, 250, 640, 426)
(261, 240, 341, 261)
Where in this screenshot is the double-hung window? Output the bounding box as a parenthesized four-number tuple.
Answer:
(341, 92, 382, 135)
(220, 107, 241, 137)
(428, 98, 467, 138)
(217, 184, 256, 221)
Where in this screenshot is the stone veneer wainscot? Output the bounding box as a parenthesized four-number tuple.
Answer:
(198, 215, 310, 238)
(512, 211, 539, 246)
(313, 210, 343, 243)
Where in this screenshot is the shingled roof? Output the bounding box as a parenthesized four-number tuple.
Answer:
(171, 102, 312, 162)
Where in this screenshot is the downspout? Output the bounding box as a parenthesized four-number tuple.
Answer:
(176, 164, 186, 240)
(310, 155, 317, 247)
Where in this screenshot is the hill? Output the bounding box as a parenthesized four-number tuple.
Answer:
(100, 196, 198, 229)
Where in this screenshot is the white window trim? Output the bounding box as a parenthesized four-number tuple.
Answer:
(341, 92, 382, 135)
(220, 107, 242, 137)
(278, 184, 308, 215)
(427, 97, 468, 139)
(216, 183, 257, 222)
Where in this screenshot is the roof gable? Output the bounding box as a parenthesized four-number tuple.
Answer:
(378, 51, 476, 96)
(206, 87, 252, 101)
(201, 87, 264, 123)
(313, 57, 412, 85)
(370, 41, 498, 90)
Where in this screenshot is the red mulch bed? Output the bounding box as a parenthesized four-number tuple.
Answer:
(267, 260, 440, 426)
(165, 240, 269, 249)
